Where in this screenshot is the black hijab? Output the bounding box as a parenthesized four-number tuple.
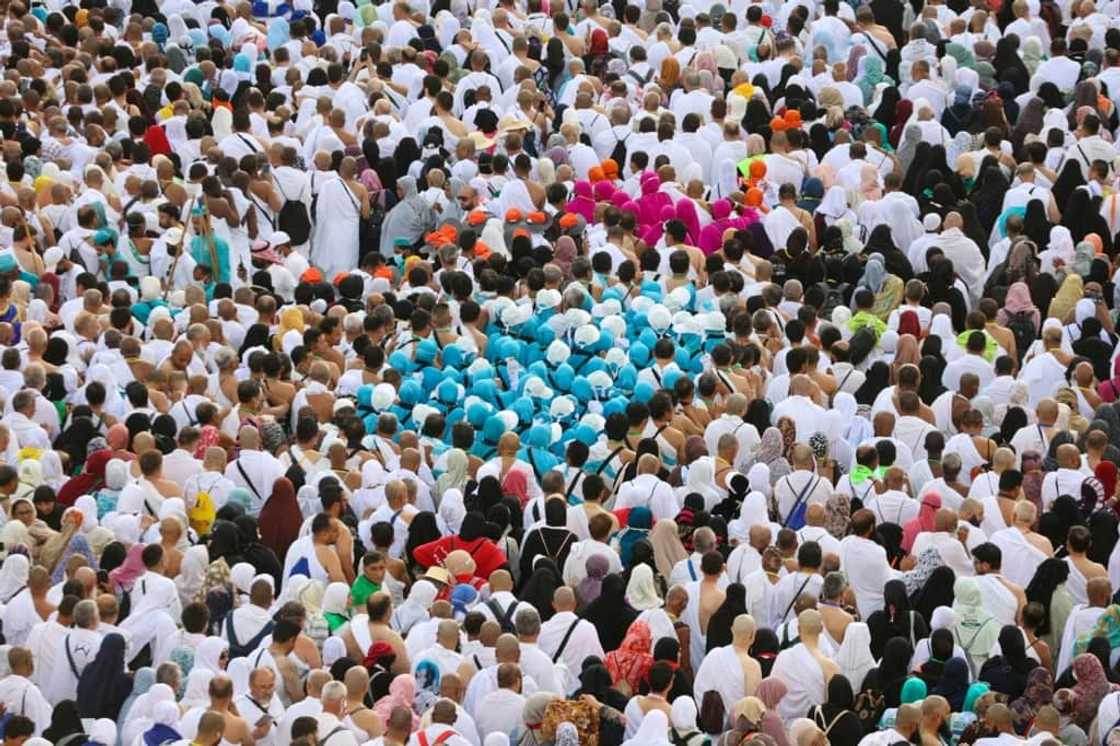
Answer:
(581, 573, 637, 651)
(864, 225, 913, 281)
(706, 583, 748, 652)
(912, 565, 957, 623)
(868, 636, 914, 707)
(816, 675, 863, 746)
(234, 515, 282, 588)
(867, 579, 928, 659)
(1052, 159, 1086, 210)
(207, 519, 244, 566)
(519, 557, 564, 621)
(43, 700, 85, 743)
(855, 362, 891, 406)
(1024, 558, 1070, 636)
(750, 627, 780, 677)
(77, 633, 134, 720)
(1000, 407, 1029, 446)
(406, 511, 442, 569)
(239, 323, 272, 356)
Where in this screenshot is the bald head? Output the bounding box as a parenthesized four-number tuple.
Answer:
(344, 666, 370, 698)
(489, 569, 513, 593)
(495, 633, 521, 663)
(732, 614, 756, 646)
(553, 586, 576, 613)
(437, 620, 460, 647)
(798, 608, 823, 636)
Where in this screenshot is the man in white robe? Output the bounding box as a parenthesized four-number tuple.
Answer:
(461, 635, 538, 720)
(989, 502, 1051, 588)
(1020, 329, 1069, 407)
(474, 663, 527, 739)
(1065, 527, 1108, 606)
(936, 212, 985, 308)
(537, 588, 603, 689)
(0, 647, 53, 736)
(694, 615, 761, 717)
(771, 610, 836, 723)
(768, 543, 825, 630)
(910, 509, 975, 579)
(43, 599, 102, 705)
(309, 160, 364, 289)
(840, 511, 901, 619)
(972, 543, 1026, 627)
(1056, 577, 1112, 675)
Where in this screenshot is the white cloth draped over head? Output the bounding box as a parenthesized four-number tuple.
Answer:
(392, 579, 438, 634)
(438, 488, 467, 535)
(194, 636, 229, 674)
(181, 668, 215, 710)
(0, 554, 30, 603)
(832, 392, 873, 448)
(728, 491, 770, 545)
(747, 464, 770, 494)
(683, 456, 722, 509)
(323, 636, 348, 667)
(120, 682, 176, 746)
(119, 572, 179, 666)
(834, 621, 877, 691)
(323, 582, 351, 615)
(621, 708, 672, 746)
(625, 563, 662, 611)
(230, 562, 256, 600)
(671, 696, 698, 731)
(176, 545, 209, 607)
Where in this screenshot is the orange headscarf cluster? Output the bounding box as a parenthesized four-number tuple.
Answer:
(602, 159, 620, 180)
(589, 166, 606, 182)
(425, 225, 458, 246)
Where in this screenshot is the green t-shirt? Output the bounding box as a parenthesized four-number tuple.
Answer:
(351, 575, 382, 609)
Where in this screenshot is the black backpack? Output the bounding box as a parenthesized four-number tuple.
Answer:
(609, 129, 630, 166)
(275, 179, 312, 246)
(1007, 311, 1036, 364)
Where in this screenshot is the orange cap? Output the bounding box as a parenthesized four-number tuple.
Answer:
(784, 109, 802, 126)
(770, 117, 788, 131)
(527, 211, 548, 224)
(513, 228, 530, 239)
(467, 210, 488, 226)
(589, 166, 605, 182)
(746, 188, 764, 207)
(504, 208, 523, 222)
(558, 213, 579, 229)
(749, 160, 766, 179)
(602, 159, 620, 178)
(301, 268, 323, 283)
(333, 272, 350, 285)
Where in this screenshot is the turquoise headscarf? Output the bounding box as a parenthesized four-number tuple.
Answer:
(857, 56, 889, 105)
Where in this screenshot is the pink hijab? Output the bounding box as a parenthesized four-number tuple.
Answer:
(372, 674, 420, 731)
(109, 544, 148, 591)
(901, 492, 942, 553)
(675, 199, 702, 245)
(565, 181, 596, 222)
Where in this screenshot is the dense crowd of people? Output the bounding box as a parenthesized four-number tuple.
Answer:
(5, 0, 1120, 743)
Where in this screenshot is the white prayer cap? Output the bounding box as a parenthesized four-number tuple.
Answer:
(923, 213, 941, 231)
(323, 637, 347, 666)
(536, 288, 562, 310)
(42, 246, 62, 273)
(647, 304, 671, 331)
(930, 606, 957, 630)
(601, 316, 626, 343)
(372, 383, 397, 411)
(550, 395, 576, 419)
(140, 276, 161, 301)
(547, 340, 571, 366)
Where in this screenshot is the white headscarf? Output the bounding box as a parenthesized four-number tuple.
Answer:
(727, 491, 770, 545)
(683, 456, 722, 508)
(392, 579, 438, 634)
(670, 696, 698, 731)
(438, 488, 467, 535)
(181, 668, 215, 709)
(0, 554, 29, 603)
(194, 636, 229, 674)
(323, 582, 351, 616)
(176, 545, 209, 607)
(621, 708, 672, 746)
(835, 621, 877, 691)
(625, 563, 662, 611)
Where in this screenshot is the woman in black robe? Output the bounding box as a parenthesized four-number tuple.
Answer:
(863, 225, 913, 281)
(519, 498, 576, 581)
(859, 636, 914, 707)
(705, 583, 748, 652)
(233, 515, 283, 589)
(867, 580, 930, 659)
(810, 675, 863, 746)
(77, 633, 134, 720)
(581, 573, 637, 651)
(979, 625, 1035, 699)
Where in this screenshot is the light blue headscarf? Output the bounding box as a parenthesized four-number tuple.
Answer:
(267, 17, 290, 52)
